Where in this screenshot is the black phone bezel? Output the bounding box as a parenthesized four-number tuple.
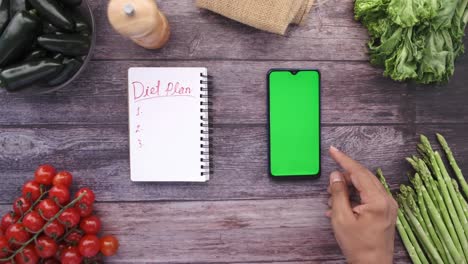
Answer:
(267, 68, 322, 178)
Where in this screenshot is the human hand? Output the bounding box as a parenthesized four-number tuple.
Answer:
(327, 146, 398, 264)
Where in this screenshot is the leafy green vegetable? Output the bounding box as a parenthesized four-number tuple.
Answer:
(355, 0, 468, 84)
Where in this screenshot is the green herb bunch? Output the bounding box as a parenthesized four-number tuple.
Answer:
(355, 0, 468, 84)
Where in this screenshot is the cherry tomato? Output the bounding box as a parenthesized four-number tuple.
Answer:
(80, 215, 101, 235)
(60, 246, 82, 264)
(78, 235, 100, 257)
(34, 164, 56, 185)
(0, 229, 3, 236)
(52, 171, 73, 187)
(48, 185, 70, 205)
(65, 231, 82, 246)
(23, 211, 45, 233)
(58, 208, 80, 228)
(1, 212, 18, 231)
(0, 236, 10, 258)
(36, 199, 60, 219)
(44, 221, 65, 239)
(6, 223, 30, 246)
(12, 197, 31, 215)
(75, 188, 95, 205)
(35, 235, 58, 258)
(22, 181, 42, 202)
(75, 202, 93, 217)
(100, 235, 119, 256)
(14, 244, 39, 264)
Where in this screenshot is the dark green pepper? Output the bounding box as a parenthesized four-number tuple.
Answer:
(47, 57, 82, 86)
(74, 17, 90, 35)
(0, 59, 63, 91)
(0, 0, 9, 33)
(28, 0, 74, 31)
(52, 53, 63, 61)
(0, 11, 39, 67)
(8, 0, 28, 17)
(42, 21, 58, 34)
(23, 49, 47, 61)
(62, 0, 81, 7)
(38, 34, 89, 56)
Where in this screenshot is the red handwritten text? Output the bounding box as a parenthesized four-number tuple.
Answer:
(133, 80, 193, 102)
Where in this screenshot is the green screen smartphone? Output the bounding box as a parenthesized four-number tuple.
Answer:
(268, 69, 321, 177)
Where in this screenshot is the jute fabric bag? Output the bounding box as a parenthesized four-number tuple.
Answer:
(196, 0, 315, 35)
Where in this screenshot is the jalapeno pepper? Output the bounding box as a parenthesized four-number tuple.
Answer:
(47, 58, 82, 86)
(28, 0, 74, 31)
(52, 53, 64, 61)
(38, 33, 90, 56)
(42, 21, 59, 34)
(8, 0, 28, 17)
(0, 59, 63, 91)
(62, 0, 81, 7)
(0, 0, 9, 33)
(23, 49, 47, 61)
(74, 15, 90, 35)
(0, 11, 39, 67)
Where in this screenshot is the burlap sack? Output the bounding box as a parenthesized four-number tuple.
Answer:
(196, 0, 315, 35)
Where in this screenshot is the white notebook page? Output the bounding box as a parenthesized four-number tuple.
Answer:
(128, 67, 209, 182)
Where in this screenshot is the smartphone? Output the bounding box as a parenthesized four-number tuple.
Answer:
(268, 69, 321, 177)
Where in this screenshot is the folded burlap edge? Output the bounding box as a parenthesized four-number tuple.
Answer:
(196, 0, 315, 35)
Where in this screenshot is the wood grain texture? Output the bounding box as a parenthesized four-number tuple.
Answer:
(0, 199, 410, 263)
(90, 0, 368, 61)
(1, 124, 466, 203)
(1, 58, 467, 126)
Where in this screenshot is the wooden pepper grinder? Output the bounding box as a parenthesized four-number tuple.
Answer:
(107, 0, 170, 49)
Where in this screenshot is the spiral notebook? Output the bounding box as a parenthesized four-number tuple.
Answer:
(128, 67, 211, 182)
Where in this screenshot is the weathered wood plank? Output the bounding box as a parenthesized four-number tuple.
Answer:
(414, 62, 468, 123)
(0, 124, 451, 203)
(0, 199, 410, 263)
(2, 57, 467, 126)
(90, 0, 369, 61)
(0, 60, 417, 125)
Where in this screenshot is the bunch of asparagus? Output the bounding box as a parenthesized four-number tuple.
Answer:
(378, 134, 468, 264)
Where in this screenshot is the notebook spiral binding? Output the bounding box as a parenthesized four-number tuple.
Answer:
(200, 73, 213, 177)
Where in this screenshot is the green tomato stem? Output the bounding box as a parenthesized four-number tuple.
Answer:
(0, 192, 86, 262)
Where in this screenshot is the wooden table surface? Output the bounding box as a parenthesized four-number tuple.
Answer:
(1, 0, 468, 263)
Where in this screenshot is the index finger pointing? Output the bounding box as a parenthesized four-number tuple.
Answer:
(329, 146, 385, 196)
(329, 146, 367, 174)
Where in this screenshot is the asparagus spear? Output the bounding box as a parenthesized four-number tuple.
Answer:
(415, 158, 439, 208)
(417, 145, 431, 166)
(434, 151, 468, 261)
(420, 182, 465, 263)
(452, 179, 468, 227)
(419, 136, 464, 254)
(407, 157, 420, 172)
(399, 209, 427, 264)
(429, 152, 466, 257)
(376, 170, 427, 264)
(419, 159, 465, 261)
(400, 194, 444, 264)
(437, 133, 468, 199)
(412, 174, 449, 263)
(441, 241, 455, 264)
(403, 185, 429, 235)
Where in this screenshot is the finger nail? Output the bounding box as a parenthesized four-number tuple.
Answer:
(330, 146, 340, 152)
(330, 171, 343, 184)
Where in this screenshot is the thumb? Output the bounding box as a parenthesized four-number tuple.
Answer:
(330, 171, 355, 220)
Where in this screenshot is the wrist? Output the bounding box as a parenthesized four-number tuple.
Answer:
(348, 251, 393, 264)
